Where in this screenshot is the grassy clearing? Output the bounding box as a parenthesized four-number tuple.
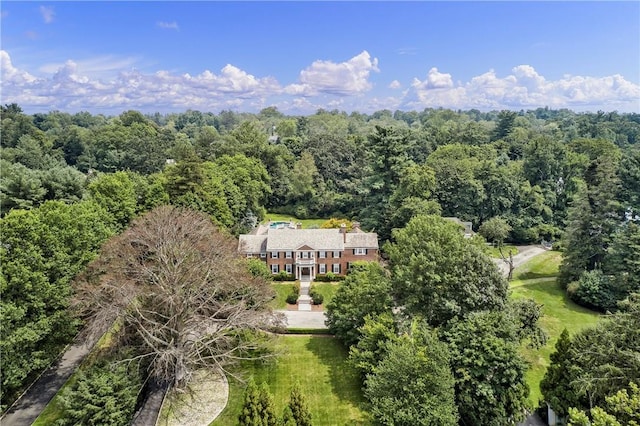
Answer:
(513, 250, 563, 280)
(212, 335, 371, 426)
(271, 282, 298, 309)
(509, 251, 600, 406)
(264, 212, 328, 229)
(310, 282, 340, 307)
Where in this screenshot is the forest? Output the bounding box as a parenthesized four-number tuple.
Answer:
(1, 103, 639, 424)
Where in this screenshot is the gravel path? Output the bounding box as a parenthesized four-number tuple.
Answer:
(158, 371, 229, 426)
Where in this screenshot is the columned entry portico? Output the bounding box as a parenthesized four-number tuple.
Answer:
(295, 265, 315, 281)
(295, 245, 316, 281)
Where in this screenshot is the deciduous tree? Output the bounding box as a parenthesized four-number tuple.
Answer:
(325, 262, 393, 347)
(364, 324, 458, 426)
(73, 206, 280, 390)
(386, 215, 508, 326)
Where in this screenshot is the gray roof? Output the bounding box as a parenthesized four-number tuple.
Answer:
(266, 228, 344, 251)
(238, 235, 267, 253)
(239, 228, 379, 253)
(345, 232, 379, 249)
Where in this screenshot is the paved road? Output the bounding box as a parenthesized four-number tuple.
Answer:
(495, 245, 547, 277)
(1, 335, 99, 426)
(278, 310, 327, 329)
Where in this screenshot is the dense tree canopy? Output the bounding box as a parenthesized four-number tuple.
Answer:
(0, 200, 115, 404)
(325, 262, 393, 347)
(386, 214, 508, 325)
(2, 103, 640, 416)
(364, 324, 458, 426)
(541, 295, 640, 414)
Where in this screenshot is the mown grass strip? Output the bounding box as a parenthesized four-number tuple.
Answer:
(211, 335, 371, 426)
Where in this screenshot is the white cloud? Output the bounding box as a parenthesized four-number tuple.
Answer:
(1, 50, 38, 84)
(39, 55, 140, 79)
(285, 51, 379, 96)
(157, 21, 179, 31)
(39, 6, 54, 24)
(1, 49, 638, 114)
(403, 65, 640, 111)
(397, 47, 418, 56)
(0, 50, 281, 112)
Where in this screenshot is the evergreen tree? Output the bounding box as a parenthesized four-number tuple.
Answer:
(281, 406, 296, 426)
(239, 379, 262, 426)
(540, 329, 582, 417)
(239, 380, 278, 426)
(259, 383, 278, 426)
(288, 383, 312, 426)
(56, 362, 141, 426)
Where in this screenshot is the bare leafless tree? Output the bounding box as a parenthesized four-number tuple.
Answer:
(73, 206, 282, 390)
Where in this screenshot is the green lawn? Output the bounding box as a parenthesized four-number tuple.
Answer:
(212, 335, 371, 425)
(264, 212, 328, 229)
(509, 251, 600, 406)
(513, 250, 563, 280)
(271, 282, 298, 309)
(310, 282, 340, 307)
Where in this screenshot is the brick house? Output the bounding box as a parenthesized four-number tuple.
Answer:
(238, 222, 379, 280)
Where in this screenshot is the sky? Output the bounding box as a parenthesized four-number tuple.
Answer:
(1, 1, 639, 115)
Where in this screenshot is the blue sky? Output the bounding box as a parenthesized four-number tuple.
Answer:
(1, 1, 639, 115)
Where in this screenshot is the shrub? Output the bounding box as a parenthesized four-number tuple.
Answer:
(314, 273, 345, 282)
(294, 205, 308, 219)
(247, 258, 272, 281)
(285, 282, 300, 305)
(56, 362, 141, 426)
(310, 289, 324, 305)
(567, 270, 617, 312)
(273, 272, 296, 282)
(286, 293, 299, 305)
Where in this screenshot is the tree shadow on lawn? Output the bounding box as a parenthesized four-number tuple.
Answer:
(518, 280, 601, 317)
(514, 270, 559, 281)
(304, 337, 370, 423)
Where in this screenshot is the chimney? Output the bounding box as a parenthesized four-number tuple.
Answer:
(352, 222, 361, 232)
(340, 223, 347, 242)
(296, 222, 302, 229)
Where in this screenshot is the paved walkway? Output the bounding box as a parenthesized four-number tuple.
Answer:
(297, 279, 312, 311)
(0, 334, 100, 426)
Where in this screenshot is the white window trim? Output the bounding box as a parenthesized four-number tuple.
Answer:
(260, 252, 266, 258)
(333, 251, 340, 258)
(271, 251, 278, 259)
(271, 264, 279, 274)
(285, 264, 292, 274)
(319, 251, 326, 259)
(319, 264, 326, 274)
(302, 251, 309, 259)
(355, 248, 366, 255)
(332, 263, 340, 274)
(286, 251, 292, 259)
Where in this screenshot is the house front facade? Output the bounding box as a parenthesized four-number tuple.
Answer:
(238, 223, 379, 280)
